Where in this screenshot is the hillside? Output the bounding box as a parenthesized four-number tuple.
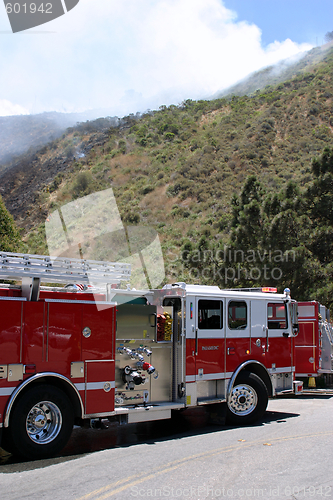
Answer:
(1, 45, 333, 295)
(0, 112, 120, 168)
(1, 44, 331, 170)
(215, 42, 333, 98)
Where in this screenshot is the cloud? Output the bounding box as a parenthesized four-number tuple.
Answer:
(0, 0, 313, 116)
(0, 99, 29, 116)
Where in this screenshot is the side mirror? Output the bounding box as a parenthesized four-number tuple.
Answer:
(290, 302, 299, 337)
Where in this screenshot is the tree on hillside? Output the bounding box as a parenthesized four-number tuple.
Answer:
(228, 176, 317, 294)
(0, 195, 21, 252)
(324, 31, 333, 43)
(307, 147, 333, 223)
(226, 148, 333, 303)
(306, 147, 333, 264)
(230, 175, 266, 253)
(180, 147, 333, 304)
(306, 148, 333, 307)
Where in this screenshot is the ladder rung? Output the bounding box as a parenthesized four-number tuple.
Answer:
(0, 252, 131, 284)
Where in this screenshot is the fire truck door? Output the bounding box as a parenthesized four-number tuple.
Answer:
(23, 301, 45, 363)
(0, 298, 24, 364)
(81, 303, 116, 415)
(296, 303, 318, 376)
(194, 297, 225, 381)
(226, 299, 250, 375)
(251, 300, 292, 371)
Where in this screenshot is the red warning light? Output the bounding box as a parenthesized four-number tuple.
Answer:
(261, 287, 277, 293)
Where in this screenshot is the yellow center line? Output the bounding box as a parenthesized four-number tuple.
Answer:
(76, 430, 333, 500)
(76, 444, 242, 500)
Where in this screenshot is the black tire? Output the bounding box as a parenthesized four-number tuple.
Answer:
(7, 384, 74, 460)
(226, 371, 268, 426)
(1, 428, 14, 454)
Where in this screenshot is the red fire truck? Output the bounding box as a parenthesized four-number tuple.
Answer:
(295, 301, 333, 381)
(0, 252, 299, 459)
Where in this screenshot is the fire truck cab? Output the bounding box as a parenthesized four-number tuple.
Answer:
(0, 253, 299, 459)
(154, 284, 298, 416)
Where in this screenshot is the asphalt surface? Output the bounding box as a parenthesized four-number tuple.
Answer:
(0, 393, 332, 500)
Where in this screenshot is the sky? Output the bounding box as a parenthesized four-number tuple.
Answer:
(0, 0, 332, 118)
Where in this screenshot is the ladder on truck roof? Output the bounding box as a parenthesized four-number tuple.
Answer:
(0, 252, 131, 300)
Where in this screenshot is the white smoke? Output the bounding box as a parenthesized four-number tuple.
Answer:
(0, 0, 313, 116)
(0, 99, 29, 116)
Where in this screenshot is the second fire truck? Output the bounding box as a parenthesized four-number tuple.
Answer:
(295, 301, 333, 382)
(0, 252, 299, 459)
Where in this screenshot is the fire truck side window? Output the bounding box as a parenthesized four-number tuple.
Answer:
(267, 303, 288, 329)
(228, 301, 247, 330)
(198, 300, 222, 329)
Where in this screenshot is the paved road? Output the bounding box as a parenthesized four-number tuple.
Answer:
(0, 395, 333, 500)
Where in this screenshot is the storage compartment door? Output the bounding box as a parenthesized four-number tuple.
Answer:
(85, 360, 115, 415)
(82, 303, 116, 414)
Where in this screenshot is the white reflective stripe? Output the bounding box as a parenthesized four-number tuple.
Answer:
(268, 367, 293, 374)
(266, 332, 292, 338)
(86, 382, 115, 390)
(188, 368, 296, 381)
(296, 345, 316, 348)
(74, 381, 115, 391)
(197, 332, 224, 339)
(226, 331, 250, 339)
(196, 372, 225, 381)
(0, 387, 16, 396)
(187, 373, 230, 382)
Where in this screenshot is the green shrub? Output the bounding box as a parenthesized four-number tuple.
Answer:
(71, 171, 94, 198)
(0, 196, 21, 252)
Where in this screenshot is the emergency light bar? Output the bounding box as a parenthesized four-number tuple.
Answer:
(226, 287, 278, 293)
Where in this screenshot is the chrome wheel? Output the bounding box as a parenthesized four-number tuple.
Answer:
(26, 401, 62, 445)
(8, 385, 74, 459)
(228, 383, 258, 416)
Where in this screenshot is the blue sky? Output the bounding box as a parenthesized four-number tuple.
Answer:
(223, 0, 333, 46)
(0, 0, 331, 117)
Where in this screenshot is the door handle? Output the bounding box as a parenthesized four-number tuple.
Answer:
(149, 313, 157, 327)
(227, 347, 235, 355)
(195, 328, 198, 356)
